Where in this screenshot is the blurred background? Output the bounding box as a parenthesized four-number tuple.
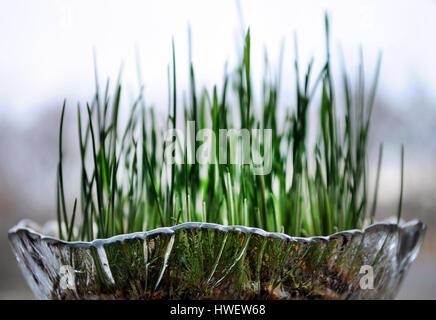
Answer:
(0, 0, 435, 299)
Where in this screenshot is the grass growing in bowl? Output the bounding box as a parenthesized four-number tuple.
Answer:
(55, 14, 403, 242)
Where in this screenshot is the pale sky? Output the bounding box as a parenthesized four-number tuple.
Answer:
(1, 0, 436, 117)
(0, 0, 435, 214)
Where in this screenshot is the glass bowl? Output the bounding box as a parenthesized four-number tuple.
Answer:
(8, 218, 425, 299)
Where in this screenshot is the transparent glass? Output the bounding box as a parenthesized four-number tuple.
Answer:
(9, 219, 425, 300)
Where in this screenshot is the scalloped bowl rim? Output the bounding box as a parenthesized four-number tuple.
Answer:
(8, 218, 426, 249)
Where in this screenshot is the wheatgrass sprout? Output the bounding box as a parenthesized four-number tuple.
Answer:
(56, 15, 404, 241)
